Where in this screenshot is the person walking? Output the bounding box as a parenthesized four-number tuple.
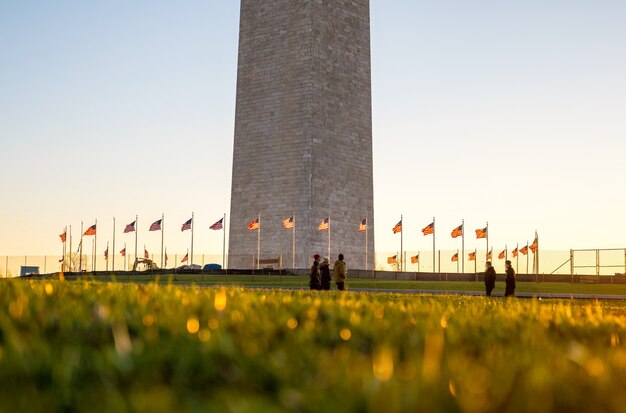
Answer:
(505, 260, 516, 297)
(320, 257, 331, 290)
(333, 254, 347, 291)
(484, 261, 496, 297)
(309, 259, 321, 290)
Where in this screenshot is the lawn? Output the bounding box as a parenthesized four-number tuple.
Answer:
(61, 273, 626, 296)
(1, 279, 626, 412)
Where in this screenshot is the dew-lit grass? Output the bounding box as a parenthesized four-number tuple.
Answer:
(1, 280, 626, 412)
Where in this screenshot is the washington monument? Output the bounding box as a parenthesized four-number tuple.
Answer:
(228, 0, 375, 269)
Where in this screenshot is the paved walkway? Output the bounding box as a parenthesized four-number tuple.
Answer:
(221, 285, 626, 300)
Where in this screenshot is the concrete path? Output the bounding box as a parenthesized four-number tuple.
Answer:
(215, 285, 626, 300)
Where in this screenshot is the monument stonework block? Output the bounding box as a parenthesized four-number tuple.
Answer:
(229, 0, 375, 269)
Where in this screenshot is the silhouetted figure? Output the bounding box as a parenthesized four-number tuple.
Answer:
(320, 257, 331, 290)
(484, 261, 496, 297)
(333, 254, 347, 291)
(505, 260, 516, 297)
(309, 260, 321, 290)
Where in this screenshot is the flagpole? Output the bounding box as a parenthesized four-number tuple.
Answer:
(112, 217, 116, 272)
(68, 225, 72, 272)
(534, 230, 539, 275)
(457, 249, 459, 273)
(474, 248, 477, 277)
(291, 212, 295, 269)
(328, 214, 331, 260)
(92, 237, 95, 272)
(526, 241, 529, 274)
(94, 218, 97, 272)
(190, 212, 194, 266)
(257, 212, 261, 270)
(160, 213, 164, 269)
(400, 214, 403, 272)
(134, 215, 138, 272)
(223, 213, 227, 270)
(433, 217, 436, 274)
(486, 221, 489, 262)
(365, 215, 368, 271)
(461, 219, 465, 274)
(418, 252, 420, 273)
(62, 226, 67, 272)
(79, 221, 83, 272)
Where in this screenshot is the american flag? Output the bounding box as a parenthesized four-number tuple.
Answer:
(358, 218, 367, 232)
(530, 237, 538, 253)
(104, 248, 109, 260)
(282, 216, 294, 229)
(149, 219, 162, 232)
(392, 220, 402, 234)
(451, 253, 459, 262)
(411, 255, 419, 264)
(120, 247, 126, 257)
(512, 248, 519, 258)
(475, 227, 487, 239)
(422, 222, 434, 236)
(165, 251, 168, 265)
(387, 255, 397, 264)
(144, 249, 149, 259)
(498, 250, 506, 260)
(59, 230, 67, 243)
(248, 218, 260, 231)
(181, 253, 189, 263)
(451, 224, 463, 238)
(468, 252, 476, 261)
(84, 224, 96, 236)
(181, 218, 192, 232)
(124, 221, 136, 233)
(318, 217, 330, 231)
(520, 245, 529, 255)
(487, 248, 493, 260)
(210, 218, 224, 230)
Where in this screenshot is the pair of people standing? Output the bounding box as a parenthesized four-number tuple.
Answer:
(310, 254, 347, 291)
(484, 260, 516, 297)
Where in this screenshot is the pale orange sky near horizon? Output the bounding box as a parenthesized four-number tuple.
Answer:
(1, 1, 625, 259)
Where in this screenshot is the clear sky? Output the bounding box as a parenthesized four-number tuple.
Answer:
(1, 0, 625, 260)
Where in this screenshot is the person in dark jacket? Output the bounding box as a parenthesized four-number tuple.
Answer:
(484, 261, 496, 297)
(319, 257, 331, 290)
(333, 254, 347, 291)
(505, 260, 516, 297)
(309, 260, 321, 290)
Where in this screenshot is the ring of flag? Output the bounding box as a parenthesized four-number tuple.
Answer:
(359, 218, 367, 232)
(181, 218, 192, 232)
(124, 221, 136, 233)
(149, 219, 162, 232)
(210, 218, 224, 230)
(318, 218, 329, 231)
(422, 222, 434, 236)
(283, 216, 295, 229)
(451, 224, 463, 238)
(248, 218, 260, 231)
(475, 227, 487, 239)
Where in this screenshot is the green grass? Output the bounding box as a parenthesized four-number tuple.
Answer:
(1, 279, 626, 412)
(59, 273, 626, 296)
